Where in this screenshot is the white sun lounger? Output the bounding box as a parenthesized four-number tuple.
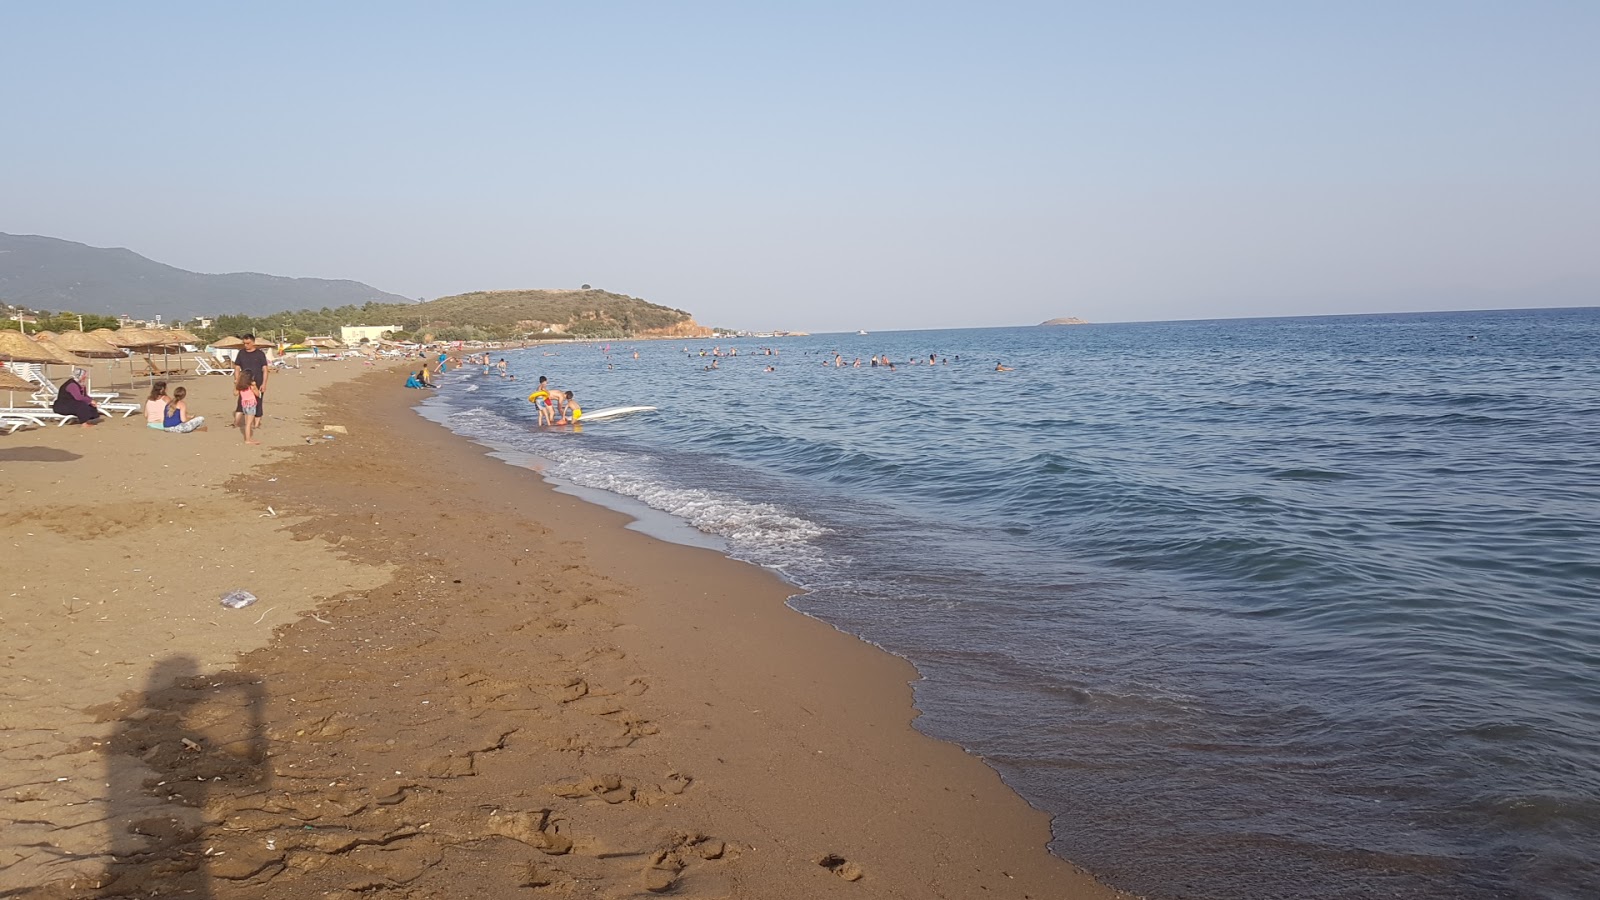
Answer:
(18, 375, 139, 419)
(0, 408, 77, 427)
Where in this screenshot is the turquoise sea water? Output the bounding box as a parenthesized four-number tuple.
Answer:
(421, 307, 1600, 900)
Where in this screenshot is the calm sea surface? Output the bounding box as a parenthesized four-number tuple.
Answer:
(419, 307, 1600, 900)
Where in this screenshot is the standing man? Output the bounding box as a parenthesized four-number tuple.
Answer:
(233, 333, 269, 430)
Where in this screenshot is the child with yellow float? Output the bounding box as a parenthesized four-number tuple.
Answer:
(528, 378, 581, 426)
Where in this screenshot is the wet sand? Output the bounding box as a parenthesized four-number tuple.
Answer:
(2, 358, 1130, 899)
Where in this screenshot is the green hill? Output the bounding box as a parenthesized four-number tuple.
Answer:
(396, 289, 710, 340)
(205, 288, 710, 343)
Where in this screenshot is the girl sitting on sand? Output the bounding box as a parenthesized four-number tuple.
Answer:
(235, 370, 261, 445)
(162, 386, 208, 433)
(144, 381, 169, 430)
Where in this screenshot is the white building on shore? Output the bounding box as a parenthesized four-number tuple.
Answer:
(339, 324, 400, 344)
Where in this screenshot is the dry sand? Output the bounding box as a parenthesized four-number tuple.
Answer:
(1, 357, 1131, 899)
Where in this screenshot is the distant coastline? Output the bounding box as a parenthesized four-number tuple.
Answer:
(1040, 316, 1089, 326)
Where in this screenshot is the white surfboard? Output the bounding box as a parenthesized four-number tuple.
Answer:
(579, 405, 658, 421)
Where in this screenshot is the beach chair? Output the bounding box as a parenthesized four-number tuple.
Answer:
(195, 356, 234, 376)
(0, 408, 76, 427)
(11, 362, 125, 404)
(22, 376, 139, 419)
(0, 415, 38, 433)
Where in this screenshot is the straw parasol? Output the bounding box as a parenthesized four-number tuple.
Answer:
(0, 366, 37, 411)
(50, 331, 130, 390)
(103, 328, 175, 384)
(32, 331, 60, 342)
(0, 330, 73, 365)
(106, 328, 166, 349)
(211, 335, 246, 349)
(53, 331, 124, 358)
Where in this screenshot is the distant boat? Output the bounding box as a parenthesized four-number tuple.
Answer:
(857, 330, 868, 335)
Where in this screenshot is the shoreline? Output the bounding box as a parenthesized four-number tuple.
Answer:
(4, 361, 1129, 898)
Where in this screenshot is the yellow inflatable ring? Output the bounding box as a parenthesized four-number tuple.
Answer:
(528, 390, 548, 403)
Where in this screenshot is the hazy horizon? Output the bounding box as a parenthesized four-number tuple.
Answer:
(4, 3, 1596, 332)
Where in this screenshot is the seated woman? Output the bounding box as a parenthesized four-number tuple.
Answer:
(53, 368, 105, 427)
(145, 381, 169, 430)
(405, 372, 423, 389)
(162, 386, 207, 433)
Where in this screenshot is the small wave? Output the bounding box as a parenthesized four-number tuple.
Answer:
(1269, 467, 1359, 482)
(545, 447, 828, 573)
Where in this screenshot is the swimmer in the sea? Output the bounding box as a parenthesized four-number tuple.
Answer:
(996, 362, 1013, 372)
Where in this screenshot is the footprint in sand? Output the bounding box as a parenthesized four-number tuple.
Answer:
(817, 853, 865, 882)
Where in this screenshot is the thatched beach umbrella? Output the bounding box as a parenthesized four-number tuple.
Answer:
(0, 332, 73, 401)
(32, 330, 60, 342)
(54, 331, 124, 358)
(106, 328, 162, 349)
(0, 330, 71, 365)
(53, 331, 129, 390)
(211, 335, 246, 350)
(0, 366, 38, 411)
(104, 329, 171, 384)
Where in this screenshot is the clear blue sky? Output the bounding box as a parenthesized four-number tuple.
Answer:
(4, 1, 1596, 331)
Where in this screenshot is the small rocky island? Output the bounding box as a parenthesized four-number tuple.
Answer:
(1040, 316, 1089, 326)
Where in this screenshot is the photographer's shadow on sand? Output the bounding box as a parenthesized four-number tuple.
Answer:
(98, 655, 268, 898)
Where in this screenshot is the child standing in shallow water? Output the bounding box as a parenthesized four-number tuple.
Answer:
(235, 370, 261, 445)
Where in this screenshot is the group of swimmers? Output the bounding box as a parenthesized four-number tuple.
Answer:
(528, 375, 581, 425)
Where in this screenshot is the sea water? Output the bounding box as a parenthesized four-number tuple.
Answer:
(419, 307, 1600, 900)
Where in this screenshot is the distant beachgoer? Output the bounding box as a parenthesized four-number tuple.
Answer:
(235, 370, 261, 445)
(853, 358, 861, 368)
(405, 372, 424, 389)
(53, 369, 104, 427)
(765, 365, 775, 372)
(633, 350, 640, 360)
(162, 387, 207, 433)
(996, 362, 1013, 372)
(870, 356, 878, 367)
(145, 381, 170, 430)
(930, 353, 937, 364)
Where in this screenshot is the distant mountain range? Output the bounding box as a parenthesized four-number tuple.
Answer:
(0, 233, 410, 320)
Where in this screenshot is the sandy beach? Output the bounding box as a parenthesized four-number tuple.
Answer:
(2, 356, 1128, 899)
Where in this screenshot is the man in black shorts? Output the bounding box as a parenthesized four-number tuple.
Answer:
(232, 333, 269, 429)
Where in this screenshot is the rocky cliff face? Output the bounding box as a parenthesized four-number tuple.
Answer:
(639, 318, 713, 338)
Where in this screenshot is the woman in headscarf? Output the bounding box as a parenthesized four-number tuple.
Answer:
(52, 368, 105, 426)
